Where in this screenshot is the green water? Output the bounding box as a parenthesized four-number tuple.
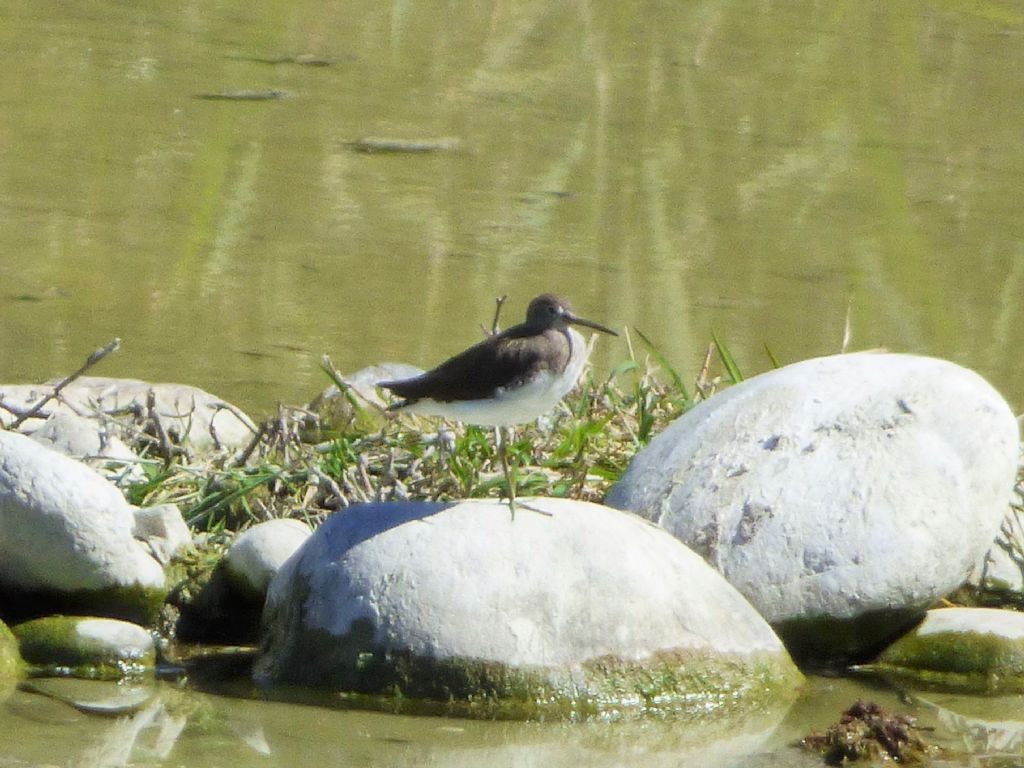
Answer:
(1, 1, 1022, 416)
(2, 674, 1023, 767)
(2, 1, 1023, 764)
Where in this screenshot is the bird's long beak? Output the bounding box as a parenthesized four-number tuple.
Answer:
(566, 312, 618, 336)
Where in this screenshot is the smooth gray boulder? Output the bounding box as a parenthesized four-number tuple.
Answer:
(0, 431, 165, 620)
(254, 498, 801, 720)
(0, 377, 255, 452)
(607, 352, 1020, 663)
(224, 519, 312, 602)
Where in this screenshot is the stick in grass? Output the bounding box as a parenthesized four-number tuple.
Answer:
(232, 420, 269, 468)
(146, 388, 177, 469)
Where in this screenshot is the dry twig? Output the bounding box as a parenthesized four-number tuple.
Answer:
(483, 294, 508, 337)
(11, 338, 121, 429)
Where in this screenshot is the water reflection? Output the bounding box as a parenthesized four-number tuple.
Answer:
(1, 2, 1022, 414)
(914, 691, 1024, 757)
(2, 676, 797, 768)
(3, 673, 1023, 767)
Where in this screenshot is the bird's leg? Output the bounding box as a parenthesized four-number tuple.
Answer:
(495, 425, 517, 519)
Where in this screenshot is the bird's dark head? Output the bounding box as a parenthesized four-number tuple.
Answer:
(525, 294, 617, 336)
(525, 293, 572, 328)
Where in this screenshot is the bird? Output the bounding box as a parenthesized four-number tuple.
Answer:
(378, 293, 618, 515)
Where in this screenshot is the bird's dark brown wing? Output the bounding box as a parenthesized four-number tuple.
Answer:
(380, 329, 565, 402)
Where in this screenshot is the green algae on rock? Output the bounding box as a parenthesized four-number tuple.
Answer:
(12, 615, 155, 680)
(254, 498, 802, 720)
(859, 607, 1024, 694)
(0, 619, 23, 682)
(261, 620, 801, 720)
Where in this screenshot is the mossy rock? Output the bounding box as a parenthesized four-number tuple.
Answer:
(256, 499, 803, 720)
(268, 623, 801, 720)
(862, 607, 1024, 693)
(0, 619, 23, 682)
(12, 615, 155, 680)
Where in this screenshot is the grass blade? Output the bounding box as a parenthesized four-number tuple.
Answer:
(633, 327, 693, 408)
(711, 330, 743, 383)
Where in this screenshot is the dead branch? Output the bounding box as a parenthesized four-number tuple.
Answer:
(10, 338, 121, 429)
(231, 421, 269, 468)
(146, 388, 178, 469)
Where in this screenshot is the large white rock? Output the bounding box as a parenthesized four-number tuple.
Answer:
(224, 519, 312, 602)
(606, 353, 1020, 662)
(0, 377, 255, 452)
(0, 431, 165, 595)
(255, 498, 800, 719)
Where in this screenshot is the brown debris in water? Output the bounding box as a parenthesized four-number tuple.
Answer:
(801, 700, 932, 765)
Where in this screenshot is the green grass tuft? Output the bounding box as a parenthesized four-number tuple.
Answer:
(126, 337, 754, 533)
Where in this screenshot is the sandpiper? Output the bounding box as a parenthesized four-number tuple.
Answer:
(379, 293, 617, 514)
